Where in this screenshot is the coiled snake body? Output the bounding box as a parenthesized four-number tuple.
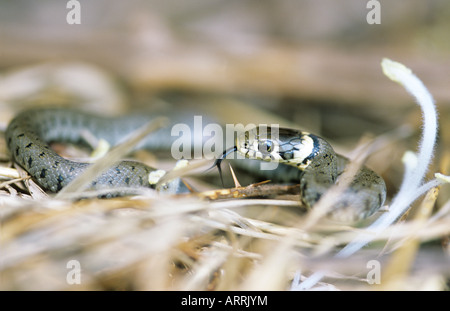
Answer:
(5, 108, 160, 194)
(5, 108, 386, 221)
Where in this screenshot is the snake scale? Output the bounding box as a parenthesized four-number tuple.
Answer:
(5, 107, 386, 221)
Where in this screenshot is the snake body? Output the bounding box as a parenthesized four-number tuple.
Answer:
(5, 108, 386, 221)
(5, 108, 162, 194)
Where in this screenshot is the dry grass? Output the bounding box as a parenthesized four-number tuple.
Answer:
(1, 165, 449, 290)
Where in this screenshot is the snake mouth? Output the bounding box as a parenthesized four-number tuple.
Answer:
(213, 146, 237, 166)
(210, 146, 238, 187)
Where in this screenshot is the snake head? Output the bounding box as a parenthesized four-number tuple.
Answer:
(236, 126, 317, 169)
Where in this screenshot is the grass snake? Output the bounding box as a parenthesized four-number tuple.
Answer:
(5, 107, 386, 221)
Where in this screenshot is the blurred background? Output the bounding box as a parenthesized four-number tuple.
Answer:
(1, 1, 449, 110)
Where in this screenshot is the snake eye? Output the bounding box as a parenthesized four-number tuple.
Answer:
(258, 140, 273, 154)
